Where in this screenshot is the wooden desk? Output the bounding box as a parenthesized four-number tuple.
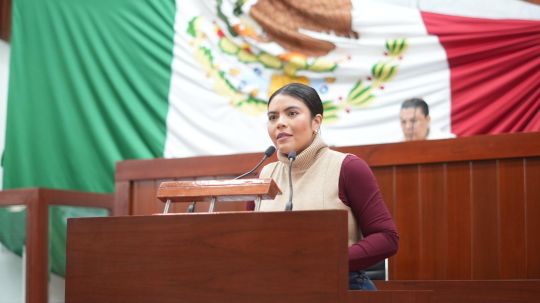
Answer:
(115, 132, 540, 280)
(348, 290, 433, 303)
(375, 280, 540, 303)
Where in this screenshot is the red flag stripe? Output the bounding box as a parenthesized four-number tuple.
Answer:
(421, 12, 540, 136)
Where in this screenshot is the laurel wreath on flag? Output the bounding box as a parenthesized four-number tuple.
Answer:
(187, 15, 408, 121)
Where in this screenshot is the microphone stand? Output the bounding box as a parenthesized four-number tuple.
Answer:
(284, 151, 296, 211)
(187, 146, 276, 213)
(234, 156, 268, 180)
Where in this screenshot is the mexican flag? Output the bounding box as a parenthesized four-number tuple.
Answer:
(1, 0, 539, 276)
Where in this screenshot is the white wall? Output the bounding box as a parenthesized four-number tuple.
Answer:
(0, 243, 23, 303)
(0, 40, 10, 190)
(0, 242, 65, 303)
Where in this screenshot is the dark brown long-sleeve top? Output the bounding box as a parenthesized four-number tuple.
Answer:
(339, 154, 399, 271)
(248, 153, 398, 272)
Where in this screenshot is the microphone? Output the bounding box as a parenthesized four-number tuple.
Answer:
(234, 146, 276, 180)
(187, 146, 276, 213)
(284, 151, 296, 211)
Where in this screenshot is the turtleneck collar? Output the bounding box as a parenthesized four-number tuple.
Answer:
(276, 133, 328, 172)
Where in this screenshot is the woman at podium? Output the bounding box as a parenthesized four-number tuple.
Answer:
(256, 83, 399, 290)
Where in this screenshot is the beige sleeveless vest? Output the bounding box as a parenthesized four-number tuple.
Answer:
(259, 134, 359, 246)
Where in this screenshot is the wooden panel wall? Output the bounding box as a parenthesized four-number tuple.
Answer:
(115, 132, 540, 280)
(372, 158, 540, 280)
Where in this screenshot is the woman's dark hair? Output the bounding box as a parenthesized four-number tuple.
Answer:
(401, 98, 429, 117)
(268, 83, 324, 118)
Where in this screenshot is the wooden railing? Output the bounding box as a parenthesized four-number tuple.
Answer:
(0, 188, 114, 303)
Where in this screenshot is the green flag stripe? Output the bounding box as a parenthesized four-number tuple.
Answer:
(4, 0, 175, 193)
(1, 0, 176, 277)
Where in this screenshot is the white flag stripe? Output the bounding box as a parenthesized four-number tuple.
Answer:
(165, 0, 451, 156)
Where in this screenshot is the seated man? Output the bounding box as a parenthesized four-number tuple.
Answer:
(399, 98, 455, 141)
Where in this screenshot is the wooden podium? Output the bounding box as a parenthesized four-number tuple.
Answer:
(65, 179, 438, 303)
(65, 179, 349, 303)
(65, 210, 349, 303)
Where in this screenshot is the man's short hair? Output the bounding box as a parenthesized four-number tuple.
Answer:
(401, 98, 429, 117)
